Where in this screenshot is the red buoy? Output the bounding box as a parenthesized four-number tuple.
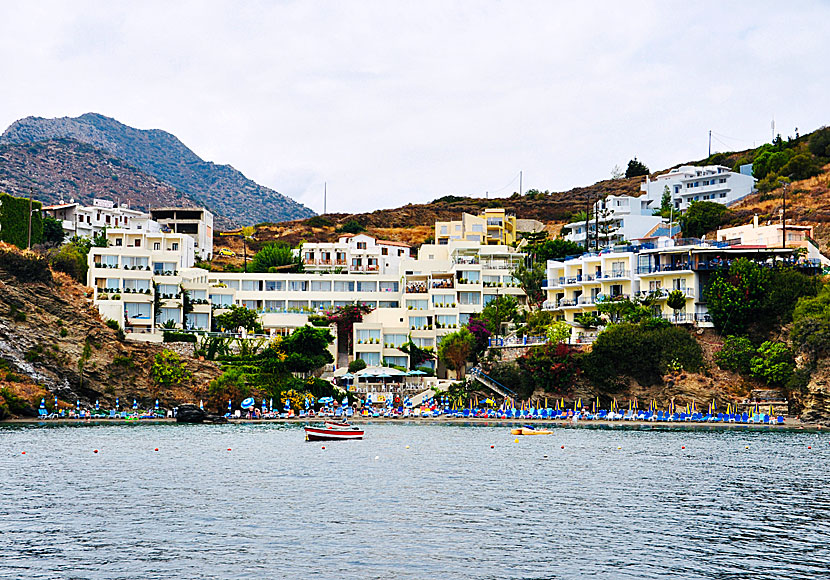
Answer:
(154, 448, 159, 451)
(93, 449, 98, 453)
(490, 445, 494, 449)
(682, 446, 686, 449)
(561, 445, 564, 449)
(21, 451, 26, 455)
(321, 446, 326, 450)
(227, 448, 232, 451)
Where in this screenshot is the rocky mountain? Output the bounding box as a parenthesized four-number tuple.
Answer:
(0, 138, 194, 213)
(0, 113, 315, 227)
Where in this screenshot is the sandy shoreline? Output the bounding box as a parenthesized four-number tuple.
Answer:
(2, 416, 825, 430)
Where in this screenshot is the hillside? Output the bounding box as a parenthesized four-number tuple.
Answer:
(0, 245, 219, 418)
(0, 138, 195, 214)
(1, 113, 315, 227)
(237, 177, 644, 250)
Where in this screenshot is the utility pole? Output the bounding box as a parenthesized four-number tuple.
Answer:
(708, 130, 712, 158)
(27, 189, 33, 249)
(782, 183, 787, 250)
(323, 182, 327, 215)
(519, 171, 522, 197)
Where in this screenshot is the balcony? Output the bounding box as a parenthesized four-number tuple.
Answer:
(637, 263, 691, 275)
(577, 296, 596, 306)
(405, 283, 428, 294)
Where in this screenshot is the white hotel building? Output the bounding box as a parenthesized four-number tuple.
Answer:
(88, 229, 526, 375)
(640, 165, 756, 211)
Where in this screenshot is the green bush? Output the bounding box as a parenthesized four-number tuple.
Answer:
(150, 350, 192, 386)
(808, 126, 830, 158)
(348, 358, 367, 373)
(678, 201, 729, 239)
(306, 216, 334, 228)
(335, 219, 366, 234)
(583, 322, 703, 388)
(714, 336, 756, 374)
(750, 341, 795, 387)
(0, 387, 31, 416)
(0, 249, 52, 283)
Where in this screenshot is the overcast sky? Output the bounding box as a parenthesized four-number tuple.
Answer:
(1, 1, 829, 215)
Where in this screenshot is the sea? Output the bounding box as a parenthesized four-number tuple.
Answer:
(1, 421, 829, 579)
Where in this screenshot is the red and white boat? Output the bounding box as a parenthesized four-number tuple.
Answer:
(305, 422, 364, 441)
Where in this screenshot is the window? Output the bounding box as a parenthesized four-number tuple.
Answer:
(125, 303, 151, 319)
(334, 281, 354, 292)
(241, 280, 259, 291)
(407, 299, 428, 310)
(357, 329, 381, 342)
(356, 242, 367, 250)
(264, 300, 285, 312)
(185, 313, 209, 330)
(288, 280, 307, 291)
(210, 294, 233, 307)
(432, 294, 454, 306)
(159, 308, 181, 324)
(384, 334, 407, 348)
(311, 300, 331, 310)
(471, 224, 483, 233)
(358, 352, 381, 366)
(158, 284, 178, 296)
(264, 280, 284, 291)
(287, 300, 307, 310)
(440, 226, 448, 235)
(171, 243, 179, 251)
(437, 315, 456, 327)
(409, 316, 428, 329)
(123, 279, 150, 292)
(356, 281, 376, 292)
(379, 301, 399, 308)
(384, 356, 407, 368)
(399, 249, 406, 256)
(381, 248, 388, 256)
(379, 281, 398, 293)
(310, 281, 331, 292)
(115, 238, 123, 246)
(154, 243, 161, 250)
(458, 292, 480, 305)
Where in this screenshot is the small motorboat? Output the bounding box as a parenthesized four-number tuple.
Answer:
(510, 425, 552, 436)
(305, 422, 364, 441)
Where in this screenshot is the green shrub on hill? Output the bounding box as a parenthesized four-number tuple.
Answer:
(0, 249, 52, 284)
(0, 192, 43, 249)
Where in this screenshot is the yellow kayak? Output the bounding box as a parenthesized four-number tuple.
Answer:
(510, 427, 552, 436)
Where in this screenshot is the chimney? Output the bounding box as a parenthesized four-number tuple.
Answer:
(753, 214, 759, 229)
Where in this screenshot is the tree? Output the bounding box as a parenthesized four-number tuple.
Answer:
(250, 242, 303, 273)
(545, 320, 572, 343)
(516, 342, 581, 396)
(808, 126, 830, 158)
(214, 304, 263, 334)
(463, 318, 491, 363)
(666, 289, 686, 320)
(750, 341, 795, 387)
(678, 201, 729, 239)
(583, 322, 703, 389)
(659, 185, 672, 216)
(478, 295, 518, 336)
(703, 258, 768, 336)
(399, 335, 436, 368)
(336, 219, 366, 234)
(714, 335, 756, 375)
(596, 295, 657, 325)
(625, 158, 649, 178)
(511, 261, 546, 309)
(611, 165, 624, 180)
(280, 325, 334, 373)
(781, 153, 821, 181)
(41, 216, 65, 246)
(150, 349, 192, 386)
(326, 303, 374, 354)
(437, 328, 475, 379)
(526, 238, 584, 263)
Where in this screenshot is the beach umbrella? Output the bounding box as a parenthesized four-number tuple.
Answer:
(261, 399, 267, 413)
(115, 397, 119, 410)
(133, 399, 138, 410)
(199, 400, 204, 410)
(284, 399, 291, 412)
(409, 369, 426, 375)
(76, 399, 80, 412)
(228, 399, 232, 412)
(54, 395, 58, 411)
(95, 399, 100, 411)
(269, 398, 274, 412)
(155, 399, 159, 412)
(241, 397, 255, 410)
(40, 398, 46, 410)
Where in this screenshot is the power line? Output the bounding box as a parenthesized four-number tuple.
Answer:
(487, 172, 522, 196)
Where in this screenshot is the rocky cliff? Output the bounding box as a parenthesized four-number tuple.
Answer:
(0, 245, 220, 417)
(1, 113, 315, 227)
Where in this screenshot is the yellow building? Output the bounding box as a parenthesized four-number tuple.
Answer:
(435, 208, 517, 246)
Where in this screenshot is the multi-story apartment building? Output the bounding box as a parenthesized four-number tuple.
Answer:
(435, 208, 518, 246)
(544, 240, 814, 339)
(149, 207, 214, 261)
(87, 229, 211, 334)
(640, 165, 756, 211)
(562, 195, 665, 248)
(42, 198, 156, 239)
(352, 241, 525, 370)
(298, 234, 410, 275)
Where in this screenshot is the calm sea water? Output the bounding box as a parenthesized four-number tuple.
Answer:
(1, 422, 829, 580)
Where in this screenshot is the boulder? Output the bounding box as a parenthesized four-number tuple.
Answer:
(176, 404, 207, 423)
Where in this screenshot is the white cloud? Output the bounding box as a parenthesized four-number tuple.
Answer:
(1, 0, 828, 216)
